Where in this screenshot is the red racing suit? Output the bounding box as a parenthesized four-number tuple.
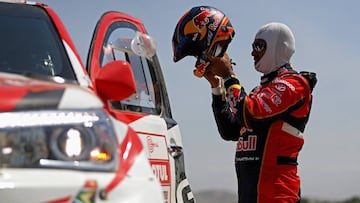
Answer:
(211, 64, 316, 203)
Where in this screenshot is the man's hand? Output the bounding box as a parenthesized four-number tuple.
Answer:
(203, 70, 220, 88)
(194, 52, 237, 88)
(206, 52, 234, 78)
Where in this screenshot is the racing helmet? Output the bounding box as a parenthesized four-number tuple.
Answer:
(172, 6, 235, 62)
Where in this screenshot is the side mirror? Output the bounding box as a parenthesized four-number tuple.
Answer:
(94, 60, 136, 102)
(112, 31, 157, 60)
(131, 31, 157, 59)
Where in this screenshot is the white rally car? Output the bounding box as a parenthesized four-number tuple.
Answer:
(0, 1, 195, 203)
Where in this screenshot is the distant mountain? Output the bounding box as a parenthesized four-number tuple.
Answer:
(194, 190, 237, 203)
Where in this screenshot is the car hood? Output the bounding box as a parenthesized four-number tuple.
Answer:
(0, 73, 103, 111)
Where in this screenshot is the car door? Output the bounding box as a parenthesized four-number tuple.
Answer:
(87, 11, 195, 203)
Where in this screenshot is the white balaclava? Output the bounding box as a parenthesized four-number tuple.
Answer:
(254, 22, 295, 74)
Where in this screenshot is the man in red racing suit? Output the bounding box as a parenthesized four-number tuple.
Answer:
(203, 22, 317, 203)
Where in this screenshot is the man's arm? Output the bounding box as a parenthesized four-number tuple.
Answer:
(211, 93, 241, 141)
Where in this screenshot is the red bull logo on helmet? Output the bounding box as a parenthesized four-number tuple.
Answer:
(192, 7, 212, 32)
(192, 7, 224, 32)
(184, 7, 224, 40)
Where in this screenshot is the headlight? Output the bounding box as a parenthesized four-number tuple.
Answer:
(0, 110, 118, 171)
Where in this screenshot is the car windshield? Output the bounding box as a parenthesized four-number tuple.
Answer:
(0, 3, 76, 81)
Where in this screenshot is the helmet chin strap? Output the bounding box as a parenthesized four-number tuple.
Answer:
(193, 53, 211, 78)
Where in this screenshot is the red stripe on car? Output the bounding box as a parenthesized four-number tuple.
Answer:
(103, 126, 143, 194)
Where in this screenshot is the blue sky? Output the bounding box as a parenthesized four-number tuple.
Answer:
(41, 0, 360, 200)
